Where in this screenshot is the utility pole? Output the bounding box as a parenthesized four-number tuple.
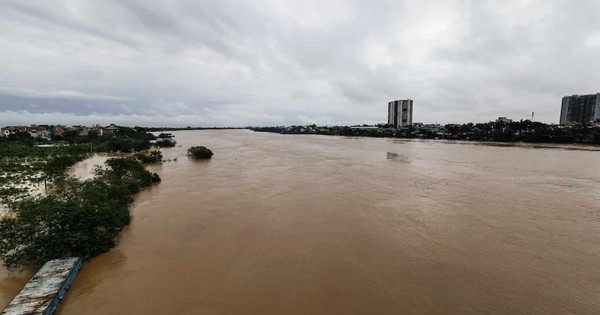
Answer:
(531, 111, 535, 121)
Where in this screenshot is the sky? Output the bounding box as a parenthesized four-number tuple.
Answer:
(1, 0, 600, 127)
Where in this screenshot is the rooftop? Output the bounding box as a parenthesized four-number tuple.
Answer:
(1, 257, 81, 315)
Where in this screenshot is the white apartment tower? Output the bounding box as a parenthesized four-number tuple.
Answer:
(388, 99, 413, 128)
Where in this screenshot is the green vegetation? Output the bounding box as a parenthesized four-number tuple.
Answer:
(157, 133, 173, 139)
(0, 139, 88, 206)
(187, 146, 213, 159)
(133, 150, 163, 164)
(154, 139, 177, 147)
(0, 126, 164, 268)
(0, 125, 162, 203)
(155, 132, 177, 148)
(59, 126, 156, 152)
(92, 157, 161, 192)
(43, 155, 87, 180)
(0, 157, 160, 269)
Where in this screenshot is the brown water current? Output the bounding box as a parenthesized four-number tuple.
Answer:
(2, 130, 600, 314)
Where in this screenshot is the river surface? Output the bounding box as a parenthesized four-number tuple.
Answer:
(1, 130, 600, 314)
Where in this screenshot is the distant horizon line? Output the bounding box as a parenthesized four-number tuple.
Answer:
(0, 118, 573, 131)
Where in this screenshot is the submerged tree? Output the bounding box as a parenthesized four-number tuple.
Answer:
(187, 146, 213, 159)
(133, 150, 163, 164)
(154, 139, 177, 147)
(42, 154, 86, 190)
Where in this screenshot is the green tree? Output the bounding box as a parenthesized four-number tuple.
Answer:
(94, 158, 161, 193)
(0, 192, 129, 268)
(187, 146, 213, 159)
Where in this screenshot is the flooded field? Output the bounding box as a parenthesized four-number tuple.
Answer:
(2, 130, 599, 314)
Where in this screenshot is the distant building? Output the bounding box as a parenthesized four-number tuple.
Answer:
(560, 93, 600, 125)
(496, 117, 513, 123)
(387, 99, 413, 128)
(1, 126, 24, 137)
(53, 126, 64, 136)
(28, 126, 39, 138)
(104, 124, 118, 134)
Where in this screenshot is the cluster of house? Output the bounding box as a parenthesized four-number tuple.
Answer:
(1, 124, 119, 140)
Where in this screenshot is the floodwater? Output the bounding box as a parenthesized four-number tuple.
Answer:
(2, 130, 600, 314)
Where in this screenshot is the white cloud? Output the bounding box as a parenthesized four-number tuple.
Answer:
(257, 0, 355, 30)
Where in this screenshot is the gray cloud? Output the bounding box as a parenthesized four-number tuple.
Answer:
(1, 0, 599, 127)
(0, 87, 132, 101)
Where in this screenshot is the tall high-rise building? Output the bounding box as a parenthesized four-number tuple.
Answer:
(388, 99, 413, 128)
(560, 93, 600, 125)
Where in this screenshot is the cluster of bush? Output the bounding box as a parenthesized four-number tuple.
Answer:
(154, 139, 177, 148)
(153, 133, 177, 148)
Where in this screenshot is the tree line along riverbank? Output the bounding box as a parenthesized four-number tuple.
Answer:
(251, 120, 600, 145)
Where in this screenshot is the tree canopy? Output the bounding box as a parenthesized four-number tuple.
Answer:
(187, 146, 213, 159)
(154, 139, 177, 147)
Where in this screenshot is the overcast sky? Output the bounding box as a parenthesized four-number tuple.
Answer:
(1, 0, 599, 127)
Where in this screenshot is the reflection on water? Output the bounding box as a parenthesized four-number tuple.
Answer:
(0, 269, 33, 307)
(386, 152, 410, 163)
(386, 152, 399, 159)
(57, 250, 128, 305)
(2, 130, 600, 314)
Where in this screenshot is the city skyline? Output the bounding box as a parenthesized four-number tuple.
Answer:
(2, 1, 600, 127)
(3, 91, 599, 128)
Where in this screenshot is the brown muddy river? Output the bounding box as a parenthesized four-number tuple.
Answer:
(2, 130, 600, 314)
